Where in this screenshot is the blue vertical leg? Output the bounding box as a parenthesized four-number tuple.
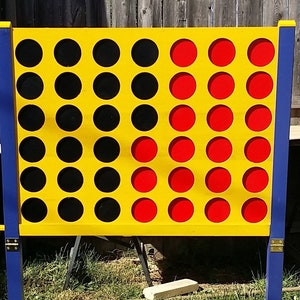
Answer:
(0, 22, 23, 300)
(266, 23, 295, 300)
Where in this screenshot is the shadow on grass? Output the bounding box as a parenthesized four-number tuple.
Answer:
(152, 236, 268, 284)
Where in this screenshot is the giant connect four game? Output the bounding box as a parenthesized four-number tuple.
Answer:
(0, 23, 295, 237)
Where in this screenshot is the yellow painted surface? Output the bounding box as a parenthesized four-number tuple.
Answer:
(278, 20, 296, 27)
(10, 25, 287, 236)
(0, 21, 11, 28)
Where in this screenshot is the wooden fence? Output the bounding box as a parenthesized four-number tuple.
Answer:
(1, 0, 300, 119)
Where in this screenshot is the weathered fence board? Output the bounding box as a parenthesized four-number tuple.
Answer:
(16, 0, 34, 26)
(238, 0, 263, 26)
(186, 0, 212, 27)
(162, 0, 185, 27)
(289, 0, 300, 108)
(263, 0, 287, 26)
(138, 0, 162, 27)
(0, 0, 15, 24)
(213, 0, 236, 27)
(85, 0, 108, 27)
(112, 0, 137, 27)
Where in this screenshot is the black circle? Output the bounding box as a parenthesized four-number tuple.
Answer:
(15, 39, 43, 67)
(131, 39, 159, 67)
(55, 72, 82, 99)
(57, 167, 83, 192)
(95, 197, 120, 222)
(18, 105, 45, 131)
(131, 104, 158, 131)
(94, 167, 120, 192)
(54, 39, 81, 66)
(17, 72, 44, 99)
(93, 105, 120, 131)
(93, 73, 120, 99)
(93, 39, 120, 67)
(94, 137, 120, 162)
(131, 72, 158, 99)
(56, 105, 82, 131)
(57, 137, 83, 162)
(19, 137, 46, 162)
(20, 167, 46, 192)
(58, 197, 84, 222)
(21, 198, 47, 222)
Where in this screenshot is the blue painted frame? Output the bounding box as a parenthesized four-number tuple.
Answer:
(266, 24, 295, 300)
(0, 23, 23, 300)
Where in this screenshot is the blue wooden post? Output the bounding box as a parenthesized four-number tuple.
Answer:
(0, 22, 24, 300)
(266, 22, 295, 300)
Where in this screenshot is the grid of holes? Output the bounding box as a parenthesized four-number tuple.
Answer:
(16, 36, 275, 225)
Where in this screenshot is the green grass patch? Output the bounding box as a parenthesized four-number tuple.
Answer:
(21, 246, 145, 300)
(0, 245, 300, 299)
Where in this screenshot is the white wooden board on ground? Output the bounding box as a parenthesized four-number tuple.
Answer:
(143, 278, 199, 300)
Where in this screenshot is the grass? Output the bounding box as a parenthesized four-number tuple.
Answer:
(0, 244, 300, 300)
(21, 246, 146, 300)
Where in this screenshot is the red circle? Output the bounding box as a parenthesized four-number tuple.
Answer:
(242, 198, 268, 223)
(205, 198, 230, 222)
(170, 39, 197, 67)
(248, 39, 275, 66)
(169, 137, 195, 162)
(131, 137, 158, 162)
(131, 167, 157, 192)
(168, 167, 194, 192)
(209, 39, 236, 66)
(247, 72, 273, 99)
(244, 137, 271, 163)
(245, 105, 272, 131)
(132, 198, 157, 223)
(205, 167, 231, 193)
(206, 137, 232, 162)
(208, 72, 235, 99)
(207, 105, 233, 131)
(168, 198, 194, 222)
(170, 73, 196, 99)
(169, 105, 196, 131)
(243, 167, 269, 193)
